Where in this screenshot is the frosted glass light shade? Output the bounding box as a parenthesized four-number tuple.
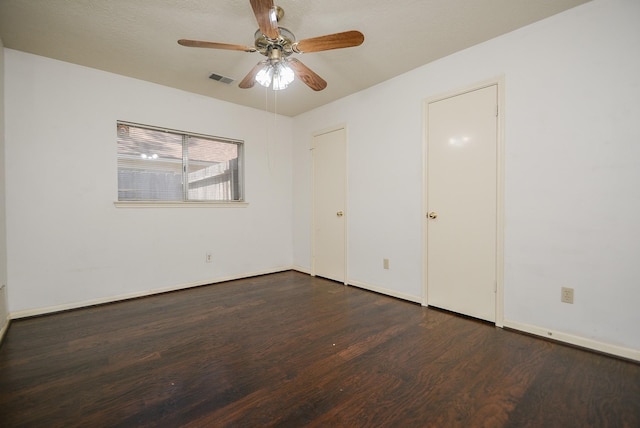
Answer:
(272, 61, 294, 90)
(255, 65, 274, 88)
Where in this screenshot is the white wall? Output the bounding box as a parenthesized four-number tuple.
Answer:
(0, 38, 9, 333)
(4, 50, 293, 315)
(292, 0, 640, 353)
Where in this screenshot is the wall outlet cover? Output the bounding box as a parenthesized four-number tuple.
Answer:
(561, 287, 574, 304)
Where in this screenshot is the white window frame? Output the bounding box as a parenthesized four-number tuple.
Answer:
(114, 121, 247, 208)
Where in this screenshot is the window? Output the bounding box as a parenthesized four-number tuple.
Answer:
(117, 122, 244, 202)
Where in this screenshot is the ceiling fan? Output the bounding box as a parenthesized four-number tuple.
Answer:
(178, 0, 364, 91)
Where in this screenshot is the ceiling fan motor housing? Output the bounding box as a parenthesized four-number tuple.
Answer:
(254, 27, 296, 57)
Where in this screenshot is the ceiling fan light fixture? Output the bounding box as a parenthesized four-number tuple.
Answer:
(255, 60, 294, 90)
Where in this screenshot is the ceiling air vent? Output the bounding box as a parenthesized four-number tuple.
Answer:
(209, 73, 234, 84)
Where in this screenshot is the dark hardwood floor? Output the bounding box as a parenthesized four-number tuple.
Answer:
(0, 271, 638, 427)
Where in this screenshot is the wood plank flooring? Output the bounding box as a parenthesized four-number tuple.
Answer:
(0, 271, 638, 427)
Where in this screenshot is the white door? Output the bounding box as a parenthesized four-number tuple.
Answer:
(426, 85, 498, 322)
(313, 128, 347, 283)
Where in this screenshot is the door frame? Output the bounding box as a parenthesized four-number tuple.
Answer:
(421, 77, 505, 327)
(311, 124, 348, 284)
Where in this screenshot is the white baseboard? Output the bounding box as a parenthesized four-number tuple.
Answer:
(10, 266, 293, 319)
(503, 319, 640, 362)
(0, 315, 10, 344)
(292, 270, 422, 304)
(347, 279, 422, 304)
(291, 265, 312, 275)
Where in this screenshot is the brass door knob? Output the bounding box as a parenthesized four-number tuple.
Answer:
(428, 212, 438, 219)
(336, 211, 344, 217)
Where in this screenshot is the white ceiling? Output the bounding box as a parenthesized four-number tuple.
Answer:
(0, 0, 590, 117)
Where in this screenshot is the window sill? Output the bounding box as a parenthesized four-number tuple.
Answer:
(114, 201, 249, 208)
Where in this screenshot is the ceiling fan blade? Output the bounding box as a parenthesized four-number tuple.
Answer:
(239, 61, 267, 89)
(178, 39, 256, 52)
(250, 0, 280, 40)
(294, 30, 364, 53)
(288, 59, 327, 91)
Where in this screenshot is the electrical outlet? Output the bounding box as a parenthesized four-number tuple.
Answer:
(383, 258, 389, 270)
(561, 287, 574, 304)
(205, 253, 213, 263)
